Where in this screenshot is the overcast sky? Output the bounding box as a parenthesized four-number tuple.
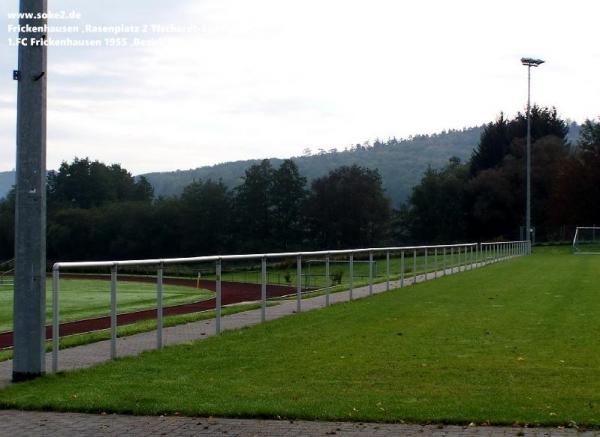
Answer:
(1, 0, 599, 174)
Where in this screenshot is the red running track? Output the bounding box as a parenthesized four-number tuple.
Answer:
(0, 274, 298, 349)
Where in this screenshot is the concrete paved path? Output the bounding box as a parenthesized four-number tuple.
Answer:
(0, 410, 593, 437)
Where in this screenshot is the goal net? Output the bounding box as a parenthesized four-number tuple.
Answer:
(573, 227, 600, 255)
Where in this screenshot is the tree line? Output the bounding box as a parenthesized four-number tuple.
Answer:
(401, 107, 600, 243)
(0, 158, 391, 262)
(0, 107, 598, 263)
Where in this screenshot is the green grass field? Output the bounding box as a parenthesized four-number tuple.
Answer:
(1, 247, 597, 427)
(0, 279, 213, 332)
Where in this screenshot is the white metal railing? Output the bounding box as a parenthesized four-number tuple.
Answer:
(480, 241, 530, 263)
(50, 240, 530, 372)
(0, 259, 14, 287)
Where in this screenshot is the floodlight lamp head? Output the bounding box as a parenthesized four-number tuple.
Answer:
(521, 57, 545, 67)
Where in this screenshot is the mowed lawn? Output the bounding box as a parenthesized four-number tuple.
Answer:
(0, 279, 213, 332)
(1, 247, 599, 426)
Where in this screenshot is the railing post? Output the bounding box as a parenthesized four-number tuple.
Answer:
(442, 247, 446, 275)
(368, 251, 373, 295)
(400, 251, 404, 287)
(413, 249, 417, 284)
(51, 267, 59, 373)
(110, 265, 117, 360)
(296, 255, 302, 313)
(216, 259, 222, 334)
(157, 263, 164, 348)
(325, 255, 330, 306)
(434, 248, 438, 279)
(450, 247, 454, 273)
(349, 253, 354, 300)
(386, 250, 390, 291)
(261, 256, 267, 322)
(424, 248, 428, 281)
(470, 245, 474, 270)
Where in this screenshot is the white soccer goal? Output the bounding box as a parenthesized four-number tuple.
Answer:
(572, 227, 600, 255)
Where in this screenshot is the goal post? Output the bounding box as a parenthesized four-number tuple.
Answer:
(573, 227, 600, 255)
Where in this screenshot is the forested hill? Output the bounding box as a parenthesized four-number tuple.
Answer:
(142, 126, 485, 207)
(2, 128, 482, 204)
(0, 123, 581, 206)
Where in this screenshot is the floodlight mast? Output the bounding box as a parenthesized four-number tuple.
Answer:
(12, 0, 48, 381)
(520, 57, 544, 253)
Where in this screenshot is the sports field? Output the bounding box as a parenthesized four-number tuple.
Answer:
(1, 247, 598, 427)
(0, 279, 213, 333)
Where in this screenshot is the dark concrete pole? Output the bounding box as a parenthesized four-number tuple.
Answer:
(525, 64, 531, 252)
(12, 0, 48, 382)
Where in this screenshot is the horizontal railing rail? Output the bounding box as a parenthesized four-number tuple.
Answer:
(50, 240, 530, 373)
(52, 243, 478, 269)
